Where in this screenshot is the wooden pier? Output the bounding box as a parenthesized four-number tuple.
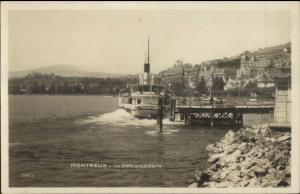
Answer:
(169, 98, 275, 126)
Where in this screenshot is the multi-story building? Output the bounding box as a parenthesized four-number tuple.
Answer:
(238, 45, 291, 77)
(238, 54, 274, 76)
(273, 54, 291, 70)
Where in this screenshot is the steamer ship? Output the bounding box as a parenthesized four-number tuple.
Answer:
(118, 37, 172, 119)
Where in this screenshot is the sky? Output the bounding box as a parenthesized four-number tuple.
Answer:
(8, 9, 291, 74)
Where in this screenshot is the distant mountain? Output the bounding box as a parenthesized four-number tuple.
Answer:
(9, 64, 123, 78)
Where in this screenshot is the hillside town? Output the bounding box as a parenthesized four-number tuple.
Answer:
(9, 42, 291, 98)
(158, 42, 291, 97)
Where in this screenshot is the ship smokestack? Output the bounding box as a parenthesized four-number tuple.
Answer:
(143, 36, 150, 85)
(143, 63, 150, 85)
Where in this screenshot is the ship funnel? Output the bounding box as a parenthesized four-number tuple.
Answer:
(143, 36, 150, 85)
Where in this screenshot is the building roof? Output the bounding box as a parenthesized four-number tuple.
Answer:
(271, 73, 291, 80)
(237, 73, 255, 80)
(257, 74, 274, 83)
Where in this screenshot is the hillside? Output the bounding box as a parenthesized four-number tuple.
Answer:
(251, 42, 291, 56)
(158, 42, 291, 77)
(9, 64, 123, 78)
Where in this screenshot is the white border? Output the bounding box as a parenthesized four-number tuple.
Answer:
(1, 1, 300, 194)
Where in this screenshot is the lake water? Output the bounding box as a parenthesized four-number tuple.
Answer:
(9, 95, 273, 187)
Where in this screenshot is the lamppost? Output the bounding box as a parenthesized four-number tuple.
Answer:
(181, 66, 185, 97)
(209, 72, 213, 98)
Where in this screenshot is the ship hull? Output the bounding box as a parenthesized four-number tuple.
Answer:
(121, 104, 168, 119)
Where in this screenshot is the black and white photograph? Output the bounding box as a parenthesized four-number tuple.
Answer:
(1, 1, 300, 193)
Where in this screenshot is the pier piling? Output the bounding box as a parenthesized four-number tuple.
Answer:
(170, 99, 176, 121)
(157, 109, 160, 124)
(158, 98, 163, 133)
(210, 108, 214, 127)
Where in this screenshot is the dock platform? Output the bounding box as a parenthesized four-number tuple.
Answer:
(169, 98, 275, 126)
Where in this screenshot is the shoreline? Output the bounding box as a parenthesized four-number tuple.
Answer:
(8, 94, 117, 97)
(189, 124, 291, 188)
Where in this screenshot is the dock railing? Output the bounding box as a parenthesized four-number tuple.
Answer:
(173, 97, 275, 107)
(169, 96, 275, 126)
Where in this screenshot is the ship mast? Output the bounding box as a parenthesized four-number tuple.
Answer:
(148, 36, 152, 91)
(147, 36, 150, 87)
(148, 36, 150, 65)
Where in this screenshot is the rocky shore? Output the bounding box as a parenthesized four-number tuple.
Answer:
(189, 124, 291, 187)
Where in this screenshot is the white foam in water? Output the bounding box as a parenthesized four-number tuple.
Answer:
(80, 109, 183, 127)
(10, 142, 26, 147)
(146, 128, 180, 136)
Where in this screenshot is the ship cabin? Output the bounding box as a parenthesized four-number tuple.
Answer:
(131, 84, 166, 105)
(119, 84, 167, 108)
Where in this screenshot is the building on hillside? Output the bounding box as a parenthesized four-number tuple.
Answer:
(224, 68, 238, 79)
(255, 56, 273, 72)
(238, 54, 274, 76)
(238, 45, 291, 77)
(256, 74, 275, 88)
(273, 54, 291, 72)
(224, 78, 238, 90)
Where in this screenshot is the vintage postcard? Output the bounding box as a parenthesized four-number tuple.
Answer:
(1, 1, 300, 194)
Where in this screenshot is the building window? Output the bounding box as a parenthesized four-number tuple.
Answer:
(137, 99, 141, 104)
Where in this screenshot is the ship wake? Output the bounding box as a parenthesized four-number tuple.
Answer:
(79, 109, 182, 127)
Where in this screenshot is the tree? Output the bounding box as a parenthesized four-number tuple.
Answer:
(212, 77, 225, 91)
(218, 77, 225, 90)
(195, 76, 207, 96)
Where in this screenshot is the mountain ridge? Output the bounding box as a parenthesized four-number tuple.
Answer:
(9, 64, 123, 78)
